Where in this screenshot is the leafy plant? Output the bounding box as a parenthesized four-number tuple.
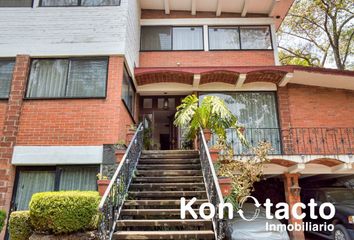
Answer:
(0, 209, 6, 232)
(9, 211, 32, 240)
(29, 191, 100, 234)
(114, 140, 126, 150)
(174, 94, 245, 143)
(97, 173, 108, 180)
(218, 142, 271, 208)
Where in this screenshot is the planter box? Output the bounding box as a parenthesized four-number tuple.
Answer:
(115, 149, 126, 164)
(203, 129, 212, 142)
(30, 231, 98, 240)
(209, 148, 220, 163)
(97, 180, 110, 197)
(218, 177, 232, 197)
(125, 131, 135, 145)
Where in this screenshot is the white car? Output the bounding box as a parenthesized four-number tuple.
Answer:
(227, 203, 290, 240)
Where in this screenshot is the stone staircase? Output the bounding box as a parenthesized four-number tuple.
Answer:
(113, 150, 215, 240)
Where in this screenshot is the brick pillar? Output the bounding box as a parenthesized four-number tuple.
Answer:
(277, 87, 293, 154)
(0, 55, 30, 237)
(283, 173, 305, 240)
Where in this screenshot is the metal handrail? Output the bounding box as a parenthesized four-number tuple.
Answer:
(98, 122, 144, 240)
(199, 129, 225, 240)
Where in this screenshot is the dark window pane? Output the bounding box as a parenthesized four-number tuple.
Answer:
(66, 59, 107, 97)
(240, 26, 272, 49)
(0, 60, 15, 98)
(209, 27, 240, 50)
(0, 0, 32, 7)
(81, 0, 120, 6)
(40, 0, 78, 6)
(141, 27, 172, 51)
(27, 59, 69, 98)
(173, 27, 203, 50)
(122, 68, 135, 115)
(59, 166, 98, 191)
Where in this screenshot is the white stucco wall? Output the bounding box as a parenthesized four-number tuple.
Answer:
(0, 0, 140, 71)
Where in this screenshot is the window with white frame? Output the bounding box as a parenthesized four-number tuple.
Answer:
(27, 58, 108, 98)
(141, 26, 204, 51)
(40, 0, 120, 7)
(0, 0, 33, 7)
(0, 60, 15, 99)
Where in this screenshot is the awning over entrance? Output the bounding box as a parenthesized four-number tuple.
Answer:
(135, 65, 354, 94)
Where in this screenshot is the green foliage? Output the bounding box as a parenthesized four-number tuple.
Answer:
(0, 209, 5, 232)
(29, 191, 100, 234)
(9, 211, 32, 240)
(278, 0, 353, 70)
(174, 94, 246, 144)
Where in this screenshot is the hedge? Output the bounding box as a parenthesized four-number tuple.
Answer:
(29, 191, 100, 234)
(9, 211, 33, 240)
(0, 210, 5, 232)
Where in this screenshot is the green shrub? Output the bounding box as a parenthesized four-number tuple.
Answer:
(0, 210, 6, 232)
(29, 191, 100, 234)
(9, 211, 32, 240)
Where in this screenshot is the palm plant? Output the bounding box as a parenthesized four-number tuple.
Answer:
(174, 94, 245, 144)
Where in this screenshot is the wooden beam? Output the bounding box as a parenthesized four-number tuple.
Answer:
(241, 0, 249, 17)
(193, 74, 201, 89)
(288, 163, 306, 173)
(191, 0, 197, 15)
(235, 74, 247, 89)
(216, 0, 222, 16)
(269, 0, 280, 17)
(332, 163, 353, 173)
(164, 0, 170, 15)
(279, 73, 293, 87)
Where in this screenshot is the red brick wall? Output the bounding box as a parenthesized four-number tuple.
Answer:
(287, 84, 354, 127)
(139, 51, 275, 67)
(16, 56, 135, 146)
(0, 102, 7, 136)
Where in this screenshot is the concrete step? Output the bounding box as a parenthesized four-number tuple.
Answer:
(137, 164, 201, 170)
(128, 191, 207, 199)
(120, 208, 208, 218)
(140, 151, 199, 159)
(113, 230, 214, 239)
(133, 176, 204, 183)
(129, 183, 205, 191)
(117, 219, 213, 228)
(136, 170, 202, 177)
(138, 158, 200, 164)
(124, 199, 208, 208)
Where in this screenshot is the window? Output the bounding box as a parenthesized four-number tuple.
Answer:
(13, 166, 99, 210)
(208, 26, 272, 50)
(122, 67, 136, 115)
(27, 58, 107, 98)
(200, 92, 280, 154)
(0, 60, 15, 99)
(209, 27, 240, 50)
(40, 0, 120, 7)
(141, 26, 203, 51)
(0, 0, 33, 7)
(240, 26, 272, 50)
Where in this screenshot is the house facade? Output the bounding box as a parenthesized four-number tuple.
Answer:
(0, 0, 354, 239)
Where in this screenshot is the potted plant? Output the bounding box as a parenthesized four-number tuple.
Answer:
(97, 174, 110, 197)
(174, 94, 238, 143)
(114, 140, 127, 164)
(126, 124, 137, 145)
(218, 177, 233, 197)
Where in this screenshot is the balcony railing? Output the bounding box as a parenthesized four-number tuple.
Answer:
(210, 127, 354, 156)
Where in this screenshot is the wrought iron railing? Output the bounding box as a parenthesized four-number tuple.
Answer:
(210, 127, 354, 156)
(98, 123, 144, 240)
(200, 129, 225, 240)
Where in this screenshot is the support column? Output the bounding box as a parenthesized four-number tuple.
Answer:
(277, 86, 293, 154)
(283, 173, 305, 240)
(0, 55, 30, 237)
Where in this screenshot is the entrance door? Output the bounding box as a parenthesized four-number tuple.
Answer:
(140, 96, 184, 150)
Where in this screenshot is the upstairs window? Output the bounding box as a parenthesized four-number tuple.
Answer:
(122, 67, 136, 116)
(40, 0, 120, 7)
(0, 0, 33, 7)
(141, 26, 203, 51)
(209, 26, 272, 50)
(0, 60, 15, 99)
(27, 58, 108, 99)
